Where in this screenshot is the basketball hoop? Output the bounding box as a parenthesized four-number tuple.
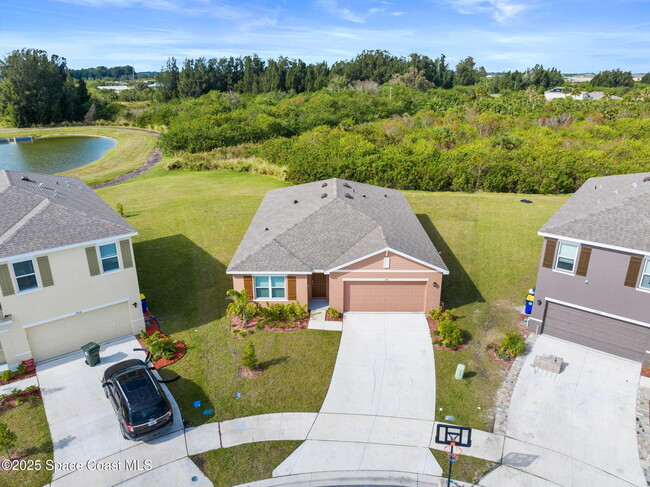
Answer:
(444, 443, 462, 463)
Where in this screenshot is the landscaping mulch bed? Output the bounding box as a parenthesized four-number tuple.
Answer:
(641, 367, 650, 378)
(239, 366, 262, 379)
(0, 387, 41, 413)
(135, 311, 187, 370)
(325, 310, 343, 322)
(485, 344, 515, 366)
(426, 316, 468, 353)
(229, 316, 309, 336)
(0, 370, 37, 386)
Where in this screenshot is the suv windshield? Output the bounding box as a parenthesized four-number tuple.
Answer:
(116, 368, 160, 405)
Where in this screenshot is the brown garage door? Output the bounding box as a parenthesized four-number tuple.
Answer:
(344, 281, 426, 312)
(26, 302, 133, 363)
(542, 302, 650, 362)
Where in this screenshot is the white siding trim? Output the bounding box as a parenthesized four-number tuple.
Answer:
(342, 278, 429, 282)
(22, 298, 130, 329)
(14, 351, 31, 357)
(1, 233, 138, 262)
(538, 232, 647, 257)
(545, 297, 650, 328)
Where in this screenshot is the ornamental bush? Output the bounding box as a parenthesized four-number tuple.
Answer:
(242, 341, 259, 370)
(145, 331, 178, 361)
(437, 320, 465, 350)
(498, 332, 526, 360)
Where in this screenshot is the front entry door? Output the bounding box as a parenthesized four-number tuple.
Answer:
(311, 273, 327, 298)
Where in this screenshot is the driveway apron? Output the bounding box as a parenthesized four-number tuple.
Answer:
(481, 335, 646, 487)
(274, 313, 441, 477)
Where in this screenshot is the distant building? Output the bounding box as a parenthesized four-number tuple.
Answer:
(544, 87, 622, 101)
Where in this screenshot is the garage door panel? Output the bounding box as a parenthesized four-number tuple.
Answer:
(344, 281, 425, 312)
(542, 303, 650, 362)
(27, 303, 133, 362)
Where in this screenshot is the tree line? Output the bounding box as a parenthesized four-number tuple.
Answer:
(68, 65, 136, 81)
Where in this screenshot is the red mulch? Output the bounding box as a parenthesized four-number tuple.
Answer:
(325, 310, 344, 322)
(0, 387, 41, 413)
(426, 316, 467, 352)
(485, 344, 515, 366)
(642, 367, 650, 378)
(135, 311, 186, 370)
(0, 370, 37, 386)
(239, 366, 262, 379)
(229, 315, 309, 336)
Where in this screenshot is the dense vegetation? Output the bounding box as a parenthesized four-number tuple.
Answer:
(0, 49, 91, 127)
(141, 84, 650, 194)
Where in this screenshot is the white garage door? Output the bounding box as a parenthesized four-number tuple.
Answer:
(344, 281, 426, 312)
(26, 302, 133, 362)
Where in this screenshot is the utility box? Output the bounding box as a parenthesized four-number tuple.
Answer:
(455, 364, 465, 380)
(80, 342, 101, 367)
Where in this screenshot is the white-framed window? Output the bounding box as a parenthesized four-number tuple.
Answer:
(254, 276, 286, 299)
(12, 259, 39, 292)
(555, 242, 578, 273)
(99, 243, 120, 273)
(640, 260, 650, 290)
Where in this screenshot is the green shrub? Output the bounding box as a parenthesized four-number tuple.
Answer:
(24, 385, 37, 393)
(116, 202, 125, 217)
(226, 289, 258, 325)
(255, 324, 264, 331)
(429, 306, 456, 322)
(139, 329, 148, 340)
(0, 370, 14, 382)
(15, 397, 26, 405)
(10, 389, 21, 398)
(0, 422, 17, 459)
(437, 320, 465, 350)
(16, 363, 27, 375)
(327, 307, 342, 319)
(498, 333, 526, 359)
(258, 302, 307, 326)
(242, 341, 259, 370)
(145, 331, 179, 361)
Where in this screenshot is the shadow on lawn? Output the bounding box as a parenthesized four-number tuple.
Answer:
(160, 371, 215, 427)
(417, 214, 484, 308)
(134, 234, 229, 333)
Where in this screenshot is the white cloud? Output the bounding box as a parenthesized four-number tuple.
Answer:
(317, 0, 366, 23)
(391, 11, 405, 16)
(446, 0, 527, 23)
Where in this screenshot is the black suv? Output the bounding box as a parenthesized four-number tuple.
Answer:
(102, 359, 173, 440)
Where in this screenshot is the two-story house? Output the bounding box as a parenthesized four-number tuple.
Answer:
(529, 172, 650, 362)
(0, 170, 144, 370)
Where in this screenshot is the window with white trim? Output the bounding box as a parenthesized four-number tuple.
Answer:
(640, 260, 650, 290)
(254, 276, 286, 299)
(555, 243, 578, 272)
(99, 243, 120, 272)
(13, 260, 38, 292)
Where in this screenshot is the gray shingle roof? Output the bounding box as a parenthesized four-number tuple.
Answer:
(227, 178, 448, 274)
(539, 172, 650, 253)
(0, 170, 136, 259)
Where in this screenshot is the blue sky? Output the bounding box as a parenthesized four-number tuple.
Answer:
(0, 0, 649, 73)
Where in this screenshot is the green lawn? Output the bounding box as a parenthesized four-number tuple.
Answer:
(407, 191, 566, 429)
(191, 441, 301, 486)
(98, 168, 341, 426)
(0, 398, 53, 487)
(0, 126, 158, 186)
(432, 450, 499, 485)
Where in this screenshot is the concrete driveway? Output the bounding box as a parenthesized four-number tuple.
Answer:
(482, 335, 646, 487)
(36, 335, 193, 485)
(275, 313, 441, 477)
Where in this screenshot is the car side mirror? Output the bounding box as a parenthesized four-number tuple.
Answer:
(102, 382, 113, 388)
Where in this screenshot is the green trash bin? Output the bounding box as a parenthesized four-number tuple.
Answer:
(80, 342, 101, 367)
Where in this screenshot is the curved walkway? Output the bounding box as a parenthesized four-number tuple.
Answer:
(92, 147, 162, 189)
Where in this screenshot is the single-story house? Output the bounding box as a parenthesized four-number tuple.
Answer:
(227, 178, 449, 313)
(529, 172, 650, 362)
(0, 170, 144, 369)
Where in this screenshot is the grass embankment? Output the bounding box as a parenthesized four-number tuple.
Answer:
(192, 441, 301, 486)
(97, 168, 341, 428)
(0, 398, 53, 487)
(431, 450, 499, 485)
(0, 126, 158, 186)
(407, 191, 566, 430)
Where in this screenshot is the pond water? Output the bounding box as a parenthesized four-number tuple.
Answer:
(0, 135, 117, 173)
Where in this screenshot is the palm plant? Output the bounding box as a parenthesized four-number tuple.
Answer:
(226, 289, 257, 325)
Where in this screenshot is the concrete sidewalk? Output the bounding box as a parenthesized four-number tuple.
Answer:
(0, 374, 38, 395)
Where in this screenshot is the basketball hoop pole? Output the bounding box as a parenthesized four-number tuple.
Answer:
(446, 442, 455, 487)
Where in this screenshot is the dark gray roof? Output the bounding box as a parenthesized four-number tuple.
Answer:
(539, 172, 650, 253)
(227, 178, 448, 274)
(0, 170, 136, 259)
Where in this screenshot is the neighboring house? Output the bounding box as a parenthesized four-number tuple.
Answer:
(0, 170, 144, 370)
(227, 179, 449, 313)
(543, 87, 622, 101)
(529, 172, 650, 362)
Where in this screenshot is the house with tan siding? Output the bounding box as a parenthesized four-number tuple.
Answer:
(529, 172, 650, 362)
(0, 170, 144, 370)
(227, 179, 449, 313)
